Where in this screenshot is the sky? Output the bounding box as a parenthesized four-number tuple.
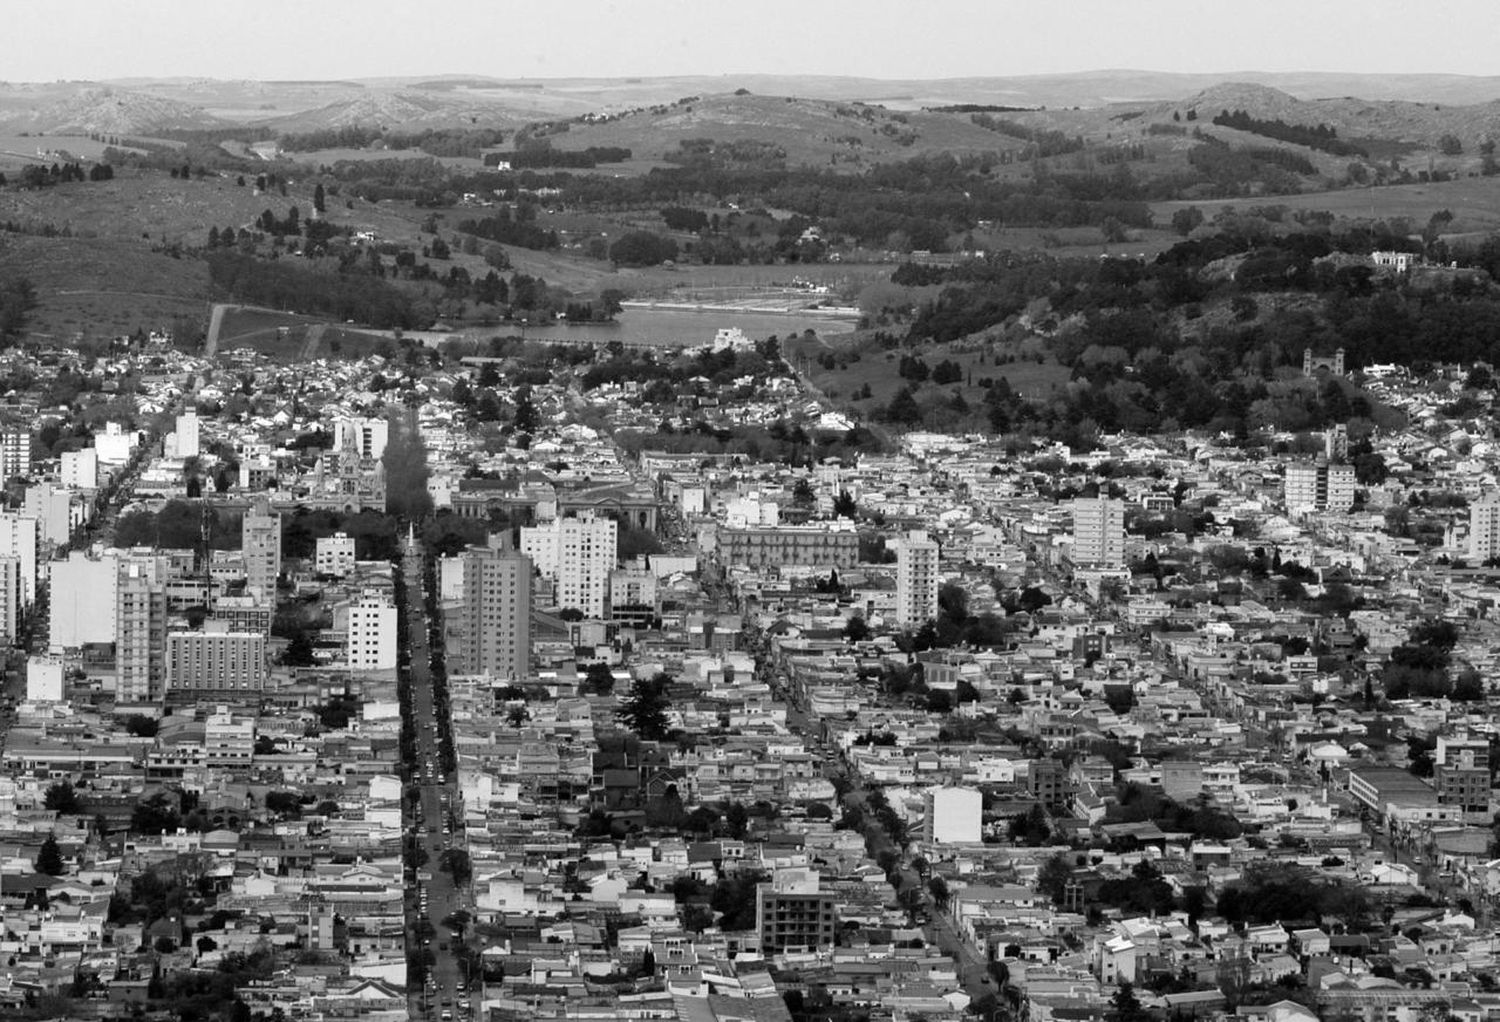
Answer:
(4, 0, 1498, 82)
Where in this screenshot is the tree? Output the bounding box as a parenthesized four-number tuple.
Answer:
(35, 834, 65, 876)
(512, 387, 540, 432)
(609, 231, 678, 267)
(1438, 134, 1464, 156)
(618, 674, 672, 741)
(582, 662, 615, 695)
(124, 714, 159, 738)
(843, 615, 871, 643)
(1108, 981, 1148, 1022)
(440, 848, 472, 885)
(44, 781, 80, 815)
(833, 489, 858, 518)
(1170, 207, 1204, 236)
(312, 183, 326, 214)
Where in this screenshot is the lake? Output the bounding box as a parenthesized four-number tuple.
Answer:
(409, 305, 858, 349)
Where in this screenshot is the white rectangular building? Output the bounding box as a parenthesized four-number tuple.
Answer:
(1072, 497, 1127, 568)
(346, 595, 397, 671)
(242, 500, 281, 600)
(94, 422, 136, 465)
(0, 430, 30, 483)
(925, 786, 983, 844)
(176, 409, 200, 459)
(26, 655, 64, 702)
(893, 530, 939, 628)
(0, 512, 38, 605)
(315, 532, 357, 578)
(48, 551, 119, 650)
(0, 556, 20, 645)
(61, 448, 98, 490)
(165, 625, 267, 697)
(521, 511, 616, 619)
(333, 416, 389, 460)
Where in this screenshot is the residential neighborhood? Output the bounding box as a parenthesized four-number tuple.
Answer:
(0, 325, 1496, 1022)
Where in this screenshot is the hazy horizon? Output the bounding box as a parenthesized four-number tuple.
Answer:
(5, 0, 1498, 85)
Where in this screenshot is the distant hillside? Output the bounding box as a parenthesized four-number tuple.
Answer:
(0, 84, 225, 135)
(1174, 82, 1500, 149)
(262, 90, 536, 133)
(0, 72, 1495, 143)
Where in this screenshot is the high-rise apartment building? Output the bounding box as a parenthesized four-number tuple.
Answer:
(0, 556, 21, 645)
(346, 595, 397, 671)
(242, 499, 281, 600)
(49, 550, 119, 651)
(460, 541, 532, 681)
(164, 625, 267, 699)
(0, 512, 38, 605)
(176, 409, 200, 459)
(755, 871, 837, 953)
(1071, 497, 1127, 568)
(1284, 461, 1356, 512)
(117, 562, 167, 703)
(315, 532, 357, 578)
(0, 430, 31, 483)
(25, 483, 78, 546)
(893, 530, 939, 628)
(333, 416, 389, 461)
(924, 786, 983, 844)
(1471, 496, 1500, 563)
(520, 512, 616, 619)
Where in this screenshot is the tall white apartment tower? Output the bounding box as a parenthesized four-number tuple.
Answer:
(1471, 496, 1500, 563)
(521, 511, 617, 618)
(0, 556, 21, 646)
(242, 499, 281, 601)
(1072, 497, 1127, 568)
(460, 541, 533, 681)
(347, 595, 398, 671)
(894, 530, 940, 628)
(116, 561, 167, 704)
(0, 512, 38, 605)
(0, 430, 30, 483)
(176, 409, 200, 459)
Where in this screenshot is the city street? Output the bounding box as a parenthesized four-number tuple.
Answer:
(402, 539, 471, 1020)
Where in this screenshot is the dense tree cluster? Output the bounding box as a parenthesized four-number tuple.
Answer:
(484, 142, 632, 168)
(1212, 109, 1367, 157)
(0, 275, 37, 340)
(970, 113, 1085, 158)
(456, 207, 560, 250)
(205, 250, 424, 330)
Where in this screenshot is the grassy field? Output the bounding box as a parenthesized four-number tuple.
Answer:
(212, 307, 392, 359)
(0, 233, 209, 342)
(787, 330, 1073, 427)
(1152, 175, 1500, 233)
(0, 133, 153, 173)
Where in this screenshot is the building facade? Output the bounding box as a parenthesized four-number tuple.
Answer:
(893, 530, 940, 628)
(346, 596, 398, 671)
(1285, 461, 1357, 513)
(460, 543, 533, 681)
(521, 512, 617, 619)
(1072, 497, 1127, 568)
(316, 532, 357, 578)
(164, 628, 268, 699)
(242, 500, 282, 601)
(711, 524, 859, 570)
(116, 564, 167, 704)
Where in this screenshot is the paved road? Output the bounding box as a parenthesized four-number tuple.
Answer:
(402, 539, 471, 1020)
